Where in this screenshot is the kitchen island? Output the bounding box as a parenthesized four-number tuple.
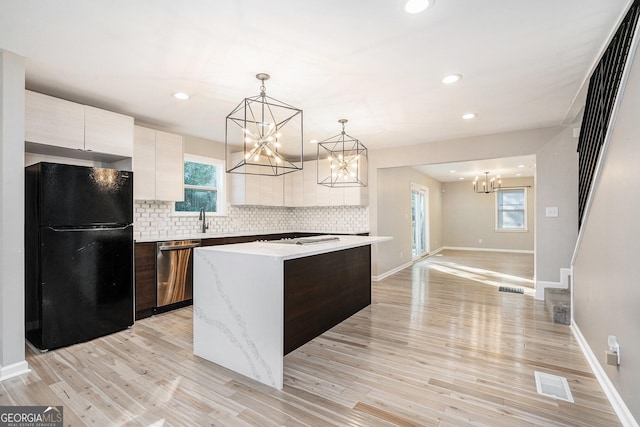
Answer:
(193, 235, 391, 389)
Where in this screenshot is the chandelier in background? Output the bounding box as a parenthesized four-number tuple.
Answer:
(473, 171, 501, 193)
(317, 119, 368, 188)
(473, 171, 531, 193)
(225, 73, 303, 176)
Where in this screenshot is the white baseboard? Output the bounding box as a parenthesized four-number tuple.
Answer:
(0, 360, 30, 381)
(372, 260, 413, 281)
(571, 323, 638, 427)
(443, 246, 534, 254)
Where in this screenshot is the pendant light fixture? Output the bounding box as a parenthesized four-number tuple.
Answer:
(317, 119, 368, 187)
(225, 73, 303, 176)
(473, 171, 530, 193)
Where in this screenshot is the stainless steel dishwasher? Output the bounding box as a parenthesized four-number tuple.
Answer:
(156, 239, 201, 313)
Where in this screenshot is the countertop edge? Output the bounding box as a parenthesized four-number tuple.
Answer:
(195, 236, 391, 261)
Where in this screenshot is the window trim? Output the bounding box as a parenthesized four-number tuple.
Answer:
(172, 153, 226, 217)
(495, 187, 527, 232)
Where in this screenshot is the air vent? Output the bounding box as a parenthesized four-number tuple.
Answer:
(498, 286, 524, 294)
(534, 371, 574, 403)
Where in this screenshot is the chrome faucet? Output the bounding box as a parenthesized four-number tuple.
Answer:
(199, 208, 209, 233)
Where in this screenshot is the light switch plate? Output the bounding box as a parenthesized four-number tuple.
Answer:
(546, 207, 559, 217)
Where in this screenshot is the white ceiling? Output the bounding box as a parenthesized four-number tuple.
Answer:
(413, 155, 535, 183)
(0, 1, 630, 174)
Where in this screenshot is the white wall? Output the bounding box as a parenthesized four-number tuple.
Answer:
(0, 50, 28, 380)
(377, 167, 443, 274)
(369, 126, 574, 277)
(572, 33, 640, 421)
(442, 177, 534, 251)
(534, 126, 579, 283)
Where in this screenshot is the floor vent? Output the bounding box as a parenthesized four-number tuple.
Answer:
(534, 371, 574, 403)
(498, 286, 524, 294)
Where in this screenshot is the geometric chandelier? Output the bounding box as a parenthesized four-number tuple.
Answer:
(225, 73, 303, 176)
(317, 119, 368, 187)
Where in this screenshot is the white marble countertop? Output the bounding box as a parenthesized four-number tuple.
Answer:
(135, 230, 370, 243)
(195, 235, 391, 261)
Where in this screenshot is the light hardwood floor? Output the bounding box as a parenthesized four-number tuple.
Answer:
(1, 250, 619, 426)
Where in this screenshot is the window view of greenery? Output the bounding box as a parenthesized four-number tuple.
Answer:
(175, 161, 218, 212)
(497, 189, 525, 230)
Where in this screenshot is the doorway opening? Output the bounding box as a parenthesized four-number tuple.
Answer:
(411, 183, 429, 259)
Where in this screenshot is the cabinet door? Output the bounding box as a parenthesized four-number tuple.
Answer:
(134, 242, 156, 320)
(84, 105, 134, 157)
(25, 90, 85, 150)
(284, 167, 304, 207)
(303, 160, 318, 206)
(259, 174, 284, 206)
(344, 186, 369, 206)
(133, 126, 156, 200)
(155, 130, 184, 201)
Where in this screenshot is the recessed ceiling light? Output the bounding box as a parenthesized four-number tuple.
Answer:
(405, 0, 434, 14)
(462, 112, 477, 120)
(518, 164, 525, 168)
(442, 74, 462, 84)
(516, 173, 522, 176)
(450, 170, 456, 173)
(172, 92, 190, 100)
(309, 139, 318, 144)
(458, 177, 465, 180)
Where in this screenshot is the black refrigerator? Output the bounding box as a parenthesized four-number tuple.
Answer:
(25, 162, 134, 351)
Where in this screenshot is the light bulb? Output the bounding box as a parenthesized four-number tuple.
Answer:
(274, 142, 282, 148)
(254, 154, 260, 161)
(275, 157, 282, 164)
(275, 132, 282, 138)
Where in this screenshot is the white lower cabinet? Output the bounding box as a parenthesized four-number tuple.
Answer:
(133, 125, 183, 201)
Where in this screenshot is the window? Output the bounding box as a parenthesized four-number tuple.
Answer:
(174, 154, 225, 215)
(496, 188, 527, 231)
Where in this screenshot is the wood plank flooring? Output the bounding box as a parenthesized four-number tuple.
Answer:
(0, 250, 619, 426)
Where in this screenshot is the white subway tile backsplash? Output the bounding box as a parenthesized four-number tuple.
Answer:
(133, 201, 368, 238)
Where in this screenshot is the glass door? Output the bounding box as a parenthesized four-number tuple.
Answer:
(411, 184, 429, 259)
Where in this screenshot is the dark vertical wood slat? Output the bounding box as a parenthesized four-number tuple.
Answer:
(284, 245, 371, 355)
(578, 1, 640, 227)
(134, 242, 156, 320)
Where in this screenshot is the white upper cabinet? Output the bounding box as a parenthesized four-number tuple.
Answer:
(228, 152, 285, 206)
(25, 90, 134, 158)
(133, 125, 184, 201)
(155, 130, 184, 201)
(132, 126, 156, 200)
(84, 105, 133, 157)
(283, 159, 368, 207)
(25, 90, 85, 150)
